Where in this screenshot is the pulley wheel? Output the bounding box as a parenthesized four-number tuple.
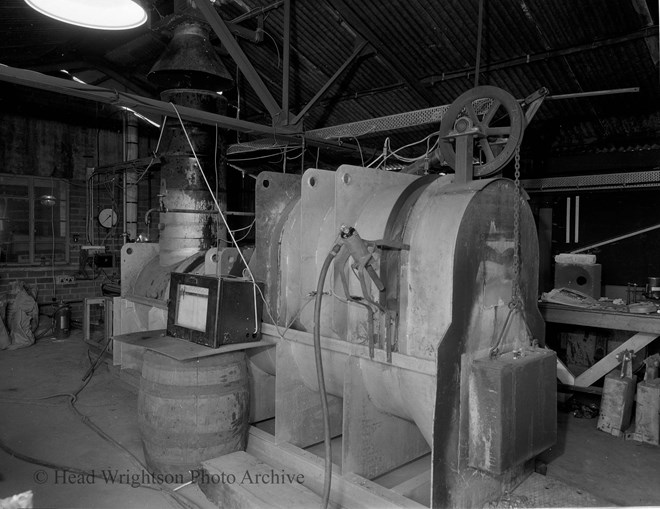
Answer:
(438, 86, 525, 177)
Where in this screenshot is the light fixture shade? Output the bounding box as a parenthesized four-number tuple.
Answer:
(24, 0, 147, 30)
(39, 195, 57, 207)
(148, 22, 234, 91)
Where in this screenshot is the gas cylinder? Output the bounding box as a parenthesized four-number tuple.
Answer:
(53, 304, 71, 338)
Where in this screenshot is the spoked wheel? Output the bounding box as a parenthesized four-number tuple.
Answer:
(438, 86, 525, 177)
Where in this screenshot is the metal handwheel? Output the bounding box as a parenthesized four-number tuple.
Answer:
(438, 86, 525, 177)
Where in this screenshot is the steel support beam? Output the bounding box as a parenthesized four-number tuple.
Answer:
(195, 0, 283, 122)
(0, 65, 373, 156)
(231, 1, 284, 24)
(282, 0, 291, 125)
(421, 25, 659, 86)
(0, 64, 293, 136)
(24, 60, 156, 98)
(292, 39, 368, 125)
(325, 0, 436, 106)
(298, 25, 658, 108)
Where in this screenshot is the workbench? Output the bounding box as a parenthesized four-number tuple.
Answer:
(539, 302, 660, 388)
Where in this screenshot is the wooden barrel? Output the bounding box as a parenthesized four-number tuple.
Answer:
(137, 350, 249, 476)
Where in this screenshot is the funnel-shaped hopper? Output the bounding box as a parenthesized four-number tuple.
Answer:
(149, 22, 234, 91)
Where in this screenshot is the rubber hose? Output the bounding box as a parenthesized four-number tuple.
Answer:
(314, 243, 342, 509)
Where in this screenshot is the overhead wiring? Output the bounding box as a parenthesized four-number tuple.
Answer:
(49, 177, 57, 301)
(262, 29, 282, 69)
(367, 132, 440, 169)
(227, 146, 301, 162)
(353, 136, 365, 167)
(228, 163, 258, 180)
(216, 220, 255, 244)
(135, 116, 168, 185)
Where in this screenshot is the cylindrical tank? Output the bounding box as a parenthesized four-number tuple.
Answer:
(53, 304, 71, 338)
(137, 350, 249, 476)
(158, 88, 228, 267)
(269, 168, 545, 441)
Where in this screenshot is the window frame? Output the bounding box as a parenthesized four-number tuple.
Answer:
(0, 174, 70, 266)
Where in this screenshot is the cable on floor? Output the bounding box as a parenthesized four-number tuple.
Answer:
(0, 337, 201, 509)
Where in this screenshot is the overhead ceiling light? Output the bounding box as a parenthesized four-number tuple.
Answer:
(39, 195, 57, 207)
(24, 0, 147, 31)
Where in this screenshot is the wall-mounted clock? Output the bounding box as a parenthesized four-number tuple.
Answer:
(98, 208, 117, 228)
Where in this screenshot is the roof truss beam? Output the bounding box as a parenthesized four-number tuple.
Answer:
(195, 0, 284, 123)
(325, 0, 436, 106)
(421, 25, 659, 86)
(292, 39, 369, 125)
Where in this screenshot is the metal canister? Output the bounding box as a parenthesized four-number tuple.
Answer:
(53, 304, 71, 338)
(647, 277, 660, 300)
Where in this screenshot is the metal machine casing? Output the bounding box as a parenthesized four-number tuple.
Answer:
(469, 348, 557, 474)
(167, 272, 263, 348)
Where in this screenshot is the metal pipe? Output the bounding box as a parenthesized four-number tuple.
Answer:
(195, 0, 283, 120)
(231, 1, 284, 24)
(546, 87, 640, 100)
(474, 0, 484, 87)
(571, 222, 660, 254)
(125, 113, 139, 241)
(282, 0, 291, 125)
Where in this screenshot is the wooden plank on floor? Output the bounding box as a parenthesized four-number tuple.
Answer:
(246, 427, 425, 509)
(200, 451, 322, 509)
(391, 469, 430, 502)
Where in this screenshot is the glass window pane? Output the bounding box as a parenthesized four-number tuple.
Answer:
(2, 198, 29, 221)
(0, 176, 28, 198)
(3, 220, 30, 263)
(0, 176, 67, 264)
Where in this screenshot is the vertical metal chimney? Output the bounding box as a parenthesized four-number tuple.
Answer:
(148, 20, 234, 266)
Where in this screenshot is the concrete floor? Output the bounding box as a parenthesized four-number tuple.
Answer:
(539, 395, 660, 507)
(1, 330, 659, 508)
(0, 331, 215, 509)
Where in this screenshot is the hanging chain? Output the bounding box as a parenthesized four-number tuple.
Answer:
(491, 146, 523, 358)
(511, 146, 522, 309)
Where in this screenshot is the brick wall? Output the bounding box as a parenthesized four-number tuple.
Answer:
(0, 93, 159, 327)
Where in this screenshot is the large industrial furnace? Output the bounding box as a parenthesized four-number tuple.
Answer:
(114, 85, 557, 508)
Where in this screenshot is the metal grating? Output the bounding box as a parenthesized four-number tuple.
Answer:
(522, 170, 660, 192)
(307, 99, 493, 139)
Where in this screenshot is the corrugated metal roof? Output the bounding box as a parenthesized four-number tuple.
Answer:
(0, 0, 657, 171)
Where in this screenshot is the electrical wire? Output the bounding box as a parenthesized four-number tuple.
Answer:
(230, 220, 256, 233)
(216, 220, 255, 244)
(228, 163, 258, 180)
(169, 103, 259, 334)
(50, 177, 57, 301)
(367, 132, 440, 169)
(0, 340, 200, 509)
(353, 136, 365, 167)
(227, 146, 300, 162)
(214, 123, 221, 245)
(263, 30, 282, 69)
(285, 146, 306, 161)
(135, 116, 167, 185)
